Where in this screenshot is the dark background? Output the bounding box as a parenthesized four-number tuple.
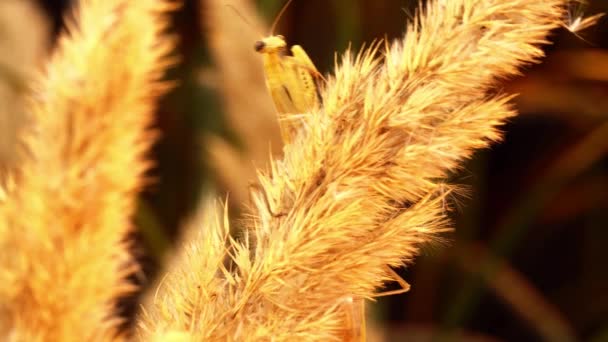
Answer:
(21, 0, 608, 340)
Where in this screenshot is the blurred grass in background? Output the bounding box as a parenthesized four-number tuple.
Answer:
(1, 0, 607, 340)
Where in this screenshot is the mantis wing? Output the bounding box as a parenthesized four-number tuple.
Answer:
(263, 45, 323, 144)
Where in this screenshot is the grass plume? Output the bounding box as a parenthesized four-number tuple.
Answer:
(0, 0, 176, 339)
(140, 0, 567, 340)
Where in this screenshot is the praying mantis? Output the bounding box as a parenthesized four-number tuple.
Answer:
(253, 0, 323, 144)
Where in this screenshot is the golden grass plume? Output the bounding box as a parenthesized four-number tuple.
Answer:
(139, 0, 568, 340)
(0, 0, 177, 340)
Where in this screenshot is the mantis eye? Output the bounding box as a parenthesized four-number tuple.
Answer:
(254, 41, 265, 52)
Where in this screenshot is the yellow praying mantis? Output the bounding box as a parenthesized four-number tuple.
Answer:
(252, 0, 323, 144)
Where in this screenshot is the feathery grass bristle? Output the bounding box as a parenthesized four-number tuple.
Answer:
(139, 0, 569, 340)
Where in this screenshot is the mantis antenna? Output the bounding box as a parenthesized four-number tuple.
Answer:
(225, 4, 264, 37)
(269, 0, 295, 35)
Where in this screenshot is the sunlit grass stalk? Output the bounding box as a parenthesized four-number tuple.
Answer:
(139, 0, 567, 340)
(0, 0, 176, 340)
